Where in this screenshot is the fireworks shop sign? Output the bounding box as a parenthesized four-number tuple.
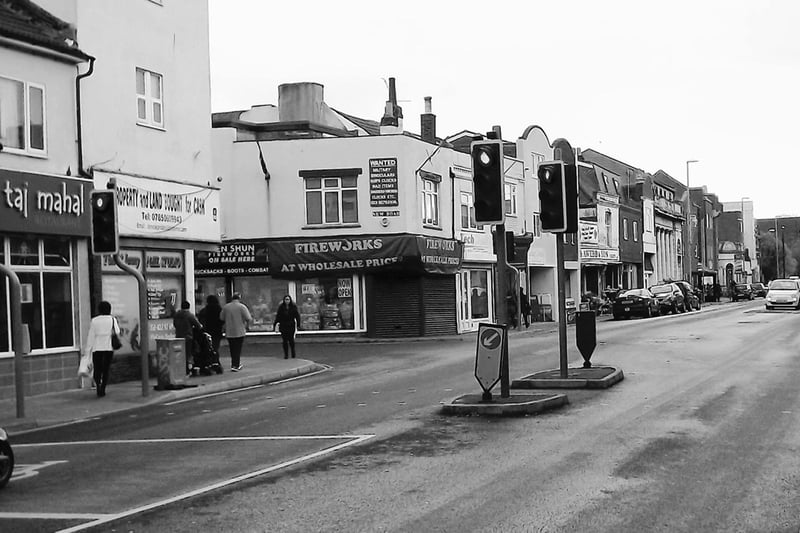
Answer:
(96, 171, 221, 242)
(194, 242, 269, 276)
(267, 234, 463, 278)
(0, 169, 91, 235)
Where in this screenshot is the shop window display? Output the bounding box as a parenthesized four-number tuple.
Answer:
(195, 277, 226, 309)
(296, 276, 354, 331)
(1, 237, 74, 352)
(236, 277, 290, 332)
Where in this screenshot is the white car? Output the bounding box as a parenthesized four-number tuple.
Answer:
(765, 279, 800, 310)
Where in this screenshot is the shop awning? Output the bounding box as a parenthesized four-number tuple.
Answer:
(267, 234, 463, 278)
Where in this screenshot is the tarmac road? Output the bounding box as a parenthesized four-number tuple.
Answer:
(7, 299, 798, 532)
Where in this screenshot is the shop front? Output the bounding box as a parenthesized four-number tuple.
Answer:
(268, 233, 463, 338)
(94, 171, 221, 380)
(455, 231, 494, 332)
(0, 169, 92, 399)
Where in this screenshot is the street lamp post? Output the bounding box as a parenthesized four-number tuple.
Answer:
(685, 160, 699, 284)
(740, 196, 750, 283)
(781, 225, 786, 278)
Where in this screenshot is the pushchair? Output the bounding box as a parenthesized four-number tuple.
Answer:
(194, 331, 223, 375)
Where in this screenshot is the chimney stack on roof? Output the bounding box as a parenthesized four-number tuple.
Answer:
(421, 96, 436, 144)
(380, 77, 404, 135)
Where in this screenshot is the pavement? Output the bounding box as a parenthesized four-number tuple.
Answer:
(0, 298, 738, 430)
(0, 354, 326, 434)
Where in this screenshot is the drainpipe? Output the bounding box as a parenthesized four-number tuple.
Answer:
(75, 56, 96, 178)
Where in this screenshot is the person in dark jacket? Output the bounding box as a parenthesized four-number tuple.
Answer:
(173, 301, 202, 375)
(198, 295, 224, 355)
(273, 295, 301, 359)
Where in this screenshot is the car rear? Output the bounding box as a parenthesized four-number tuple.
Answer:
(613, 289, 653, 319)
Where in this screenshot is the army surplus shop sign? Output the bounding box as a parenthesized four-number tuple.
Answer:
(267, 234, 463, 278)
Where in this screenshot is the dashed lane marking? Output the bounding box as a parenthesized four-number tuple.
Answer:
(45, 434, 375, 533)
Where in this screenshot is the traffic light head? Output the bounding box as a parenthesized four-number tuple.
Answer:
(537, 161, 577, 233)
(90, 190, 119, 255)
(471, 140, 505, 225)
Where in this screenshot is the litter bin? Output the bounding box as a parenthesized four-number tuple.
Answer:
(155, 338, 187, 389)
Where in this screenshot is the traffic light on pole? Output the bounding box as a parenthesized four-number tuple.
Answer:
(538, 161, 567, 232)
(538, 161, 578, 233)
(471, 139, 505, 225)
(90, 190, 119, 255)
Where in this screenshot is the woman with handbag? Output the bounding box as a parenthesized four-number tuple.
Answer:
(83, 300, 121, 397)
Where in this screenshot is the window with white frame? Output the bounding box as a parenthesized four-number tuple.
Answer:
(135, 68, 164, 128)
(301, 171, 360, 225)
(460, 192, 480, 230)
(421, 174, 440, 226)
(504, 182, 517, 216)
(633, 220, 639, 242)
(0, 76, 46, 154)
(623, 218, 629, 240)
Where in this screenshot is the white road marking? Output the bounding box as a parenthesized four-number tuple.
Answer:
(52, 434, 375, 533)
(15, 435, 375, 448)
(11, 460, 68, 481)
(0, 512, 114, 520)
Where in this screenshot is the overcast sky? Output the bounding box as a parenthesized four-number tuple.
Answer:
(208, 0, 799, 219)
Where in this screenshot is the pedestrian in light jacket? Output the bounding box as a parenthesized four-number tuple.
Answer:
(273, 295, 301, 359)
(220, 293, 251, 372)
(84, 300, 121, 398)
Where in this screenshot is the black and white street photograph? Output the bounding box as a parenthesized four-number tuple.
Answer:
(0, 1, 799, 531)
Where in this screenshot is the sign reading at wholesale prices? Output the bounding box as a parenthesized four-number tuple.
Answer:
(267, 234, 463, 278)
(96, 171, 221, 242)
(369, 158, 399, 214)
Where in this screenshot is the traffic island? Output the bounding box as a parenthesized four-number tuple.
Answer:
(511, 365, 623, 390)
(441, 392, 568, 416)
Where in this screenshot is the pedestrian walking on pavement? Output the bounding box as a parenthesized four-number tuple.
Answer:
(198, 295, 224, 355)
(173, 301, 203, 375)
(520, 287, 531, 328)
(83, 300, 121, 398)
(273, 295, 301, 359)
(220, 293, 252, 372)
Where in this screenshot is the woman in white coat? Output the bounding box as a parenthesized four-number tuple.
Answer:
(84, 301, 120, 397)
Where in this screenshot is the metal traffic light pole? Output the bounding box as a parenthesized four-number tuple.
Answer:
(93, 181, 150, 397)
(552, 138, 575, 379)
(486, 126, 511, 398)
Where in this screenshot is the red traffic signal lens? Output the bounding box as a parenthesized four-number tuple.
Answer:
(476, 146, 494, 167)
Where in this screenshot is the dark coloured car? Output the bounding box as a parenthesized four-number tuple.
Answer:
(0, 427, 13, 489)
(731, 283, 753, 301)
(750, 282, 767, 297)
(674, 280, 701, 311)
(612, 288, 660, 320)
(650, 283, 687, 314)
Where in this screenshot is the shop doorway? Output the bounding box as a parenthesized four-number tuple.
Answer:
(458, 268, 492, 332)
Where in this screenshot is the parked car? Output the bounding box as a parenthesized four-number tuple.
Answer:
(612, 288, 660, 319)
(0, 427, 13, 489)
(765, 279, 800, 310)
(750, 282, 767, 297)
(731, 283, 753, 301)
(649, 283, 687, 314)
(674, 280, 701, 310)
